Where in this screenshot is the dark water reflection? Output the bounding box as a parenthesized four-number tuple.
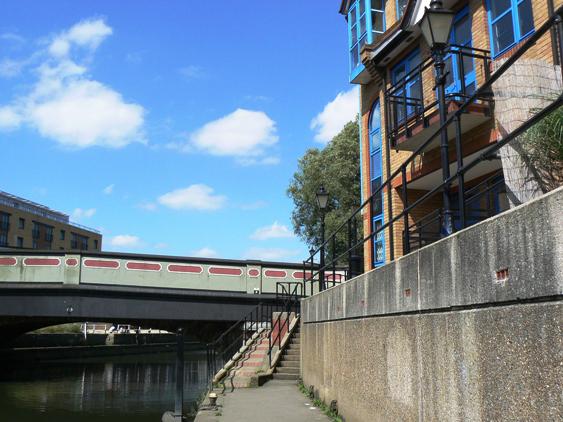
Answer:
(0, 351, 208, 422)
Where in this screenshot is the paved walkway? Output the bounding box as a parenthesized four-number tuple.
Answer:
(194, 380, 331, 422)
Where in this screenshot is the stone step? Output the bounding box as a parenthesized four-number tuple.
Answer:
(284, 349, 300, 356)
(282, 354, 299, 361)
(273, 373, 299, 381)
(276, 366, 299, 375)
(279, 360, 299, 368)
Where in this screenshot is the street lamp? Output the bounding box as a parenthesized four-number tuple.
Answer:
(316, 186, 329, 291)
(419, 0, 455, 236)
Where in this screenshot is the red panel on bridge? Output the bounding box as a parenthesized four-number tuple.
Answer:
(264, 269, 287, 278)
(167, 264, 203, 274)
(65, 258, 78, 267)
(248, 268, 260, 277)
(23, 258, 60, 266)
(209, 267, 243, 276)
(126, 262, 162, 271)
(83, 259, 120, 269)
(292, 271, 312, 280)
(0, 257, 17, 266)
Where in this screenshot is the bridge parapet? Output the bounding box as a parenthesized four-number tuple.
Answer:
(0, 251, 311, 295)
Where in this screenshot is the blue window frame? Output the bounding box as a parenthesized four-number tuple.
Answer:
(445, 7, 476, 97)
(369, 100, 385, 266)
(391, 49, 422, 124)
(487, 0, 534, 57)
(348, 1, 386, 79)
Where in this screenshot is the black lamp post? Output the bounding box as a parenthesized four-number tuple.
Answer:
(420, 0, 455, 236)
(308, 246, 315, 296)
(316, 186, 329, 291)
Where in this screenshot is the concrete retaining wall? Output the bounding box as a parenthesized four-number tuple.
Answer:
(301, 187, 563, 422)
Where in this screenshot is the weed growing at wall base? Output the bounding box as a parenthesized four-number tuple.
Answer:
(298, 381, 343, 422)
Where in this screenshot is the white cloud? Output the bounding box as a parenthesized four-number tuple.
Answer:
(189, 108, 278, 160)
(109, 234, 143, 249)
(154, 242, 168, 249)
(0, 106, 22, 130)
(240, 200, 267, 211)
(158, 184, 226, 211)
(250, 221, 294, 240)
(192, 247, 218, 258)
(0, 59, 26, 78)
(71, 207, 96, 220)
(0, 18, 145, 149)
(179, 65, 204, 79)
(29, 78, 144, 148)
(48, 19, 113, 58)
(102, 184, 114, 195)
(138, 202, 157, 211)
(0, 32, 25, 44)
(243, 247, 300, 261)
(310, 87, 359, 144)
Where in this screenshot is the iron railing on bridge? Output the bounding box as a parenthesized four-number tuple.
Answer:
(303, 6, 563, 293)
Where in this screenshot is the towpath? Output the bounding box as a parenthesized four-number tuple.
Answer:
(194, 380, 332, 422)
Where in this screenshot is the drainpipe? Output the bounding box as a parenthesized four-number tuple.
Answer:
(547, 0, 560, 65)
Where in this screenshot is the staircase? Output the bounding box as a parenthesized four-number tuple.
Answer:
(273, 325, 300, 381)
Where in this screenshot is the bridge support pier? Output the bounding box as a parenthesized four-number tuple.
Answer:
(162, 328, 185, 422)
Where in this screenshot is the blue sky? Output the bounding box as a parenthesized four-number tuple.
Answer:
(0, 0, 358, 261)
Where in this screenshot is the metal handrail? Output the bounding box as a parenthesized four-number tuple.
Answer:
(304, 6, 563, 293)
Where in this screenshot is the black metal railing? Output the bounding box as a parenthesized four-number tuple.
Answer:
(385, 44, 492, 146)
(304, 6, 563, 293)
(268, 282, 303, 366)
(403, 170, 506, 252)
(205, 281, 304, 389)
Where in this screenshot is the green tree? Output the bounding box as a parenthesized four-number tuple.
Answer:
(287, 119, 362, 259)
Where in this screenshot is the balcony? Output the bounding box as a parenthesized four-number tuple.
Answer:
(385, 45, 493, 152)
(403, 171, 507, 253)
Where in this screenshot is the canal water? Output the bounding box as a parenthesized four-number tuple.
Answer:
(0, 350, 208, 422)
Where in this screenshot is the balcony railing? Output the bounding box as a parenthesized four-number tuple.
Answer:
(385, 45, 492, 148)
(403, 171, 506, 253)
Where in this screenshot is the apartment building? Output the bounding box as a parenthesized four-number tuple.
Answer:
(339, 0, 562, 270)
(0, 191, 102, 251)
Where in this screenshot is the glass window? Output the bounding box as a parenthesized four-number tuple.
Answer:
(348, 1, 386, 75)
(518, 0, 534, 36)
(488, 0, 534, 56)
(0, 232, 7, 246)
(17, 237, 23, 248)
(18, 218, 25, 229)
(60, 230, 65, 240)
(396, 0, 408, 19)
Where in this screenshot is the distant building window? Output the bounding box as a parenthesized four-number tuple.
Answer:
(0, 232, 7, 247)
(18, 218, 25, 229)
(60, 230, 65, 241)
(71, 233, 89, 251)
(487, 0, 534, 56)
(32, 239, 37, 249)
(0, 212, 9, 232)
(94, 239, 99, 250)
(17, 237, 23, 248)
(45, 226, 54, 243)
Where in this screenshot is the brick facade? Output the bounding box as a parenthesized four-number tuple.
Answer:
(351, 0, 561, 269)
